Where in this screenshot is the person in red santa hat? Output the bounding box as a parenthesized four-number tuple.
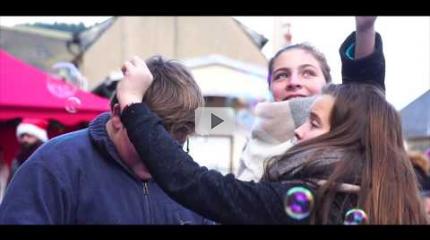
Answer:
(10, 118, 49, 180)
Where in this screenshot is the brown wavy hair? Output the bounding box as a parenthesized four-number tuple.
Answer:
(111, 56, 204, 137)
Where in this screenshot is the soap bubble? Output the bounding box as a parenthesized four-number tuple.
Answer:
(344, 208, 368, 225)
(65, 96, 81, 114)
(284, 186, 314, 220)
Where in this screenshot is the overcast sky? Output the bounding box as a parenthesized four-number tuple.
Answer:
(1, 16, 429, 110)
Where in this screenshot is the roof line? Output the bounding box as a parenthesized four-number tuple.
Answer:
(1, 25, 72, 40)
(233, 18, 268, 60)
(182, 54, 267, 78)
(78, 17, 117, 52)
(400, 89, 430, 111)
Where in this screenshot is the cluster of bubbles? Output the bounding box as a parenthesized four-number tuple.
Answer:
(46, 71, 82, 114)
(284, 186, 368, 225)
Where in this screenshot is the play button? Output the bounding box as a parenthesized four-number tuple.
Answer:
(195, 107, 235, 135)
(211, 113, 224, 129)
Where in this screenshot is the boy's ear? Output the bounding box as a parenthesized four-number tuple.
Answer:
(172, 126, 191, 146)
(111, 103, 123, 130)
(112, 103, 121, 116)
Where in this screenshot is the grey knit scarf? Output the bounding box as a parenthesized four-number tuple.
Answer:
(266, 147, 361, 192)
(267, 147, 346, 178)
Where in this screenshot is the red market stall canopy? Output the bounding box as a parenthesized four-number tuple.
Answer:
(0, 49, 110, 126)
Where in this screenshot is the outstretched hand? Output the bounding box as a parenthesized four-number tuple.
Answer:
(116, 56, 154, 112)
(355, 16, 377, 32)
(354, 16, 377, 59)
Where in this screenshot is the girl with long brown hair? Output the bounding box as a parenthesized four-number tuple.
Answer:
(263, 83, 428, 224)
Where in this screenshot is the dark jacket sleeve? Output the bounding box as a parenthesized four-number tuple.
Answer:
(121, 103, 308, 224)
(340, 31, 385, 92)
(0, 156, 72, 224)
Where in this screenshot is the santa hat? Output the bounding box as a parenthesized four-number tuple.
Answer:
(16, 118, 49, 142)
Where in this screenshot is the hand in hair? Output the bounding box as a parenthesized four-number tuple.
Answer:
(355, 16, 377, 59)
(117, 56, 154, 111)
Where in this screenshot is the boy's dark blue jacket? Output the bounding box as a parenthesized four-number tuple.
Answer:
(0, 113, 212, 224)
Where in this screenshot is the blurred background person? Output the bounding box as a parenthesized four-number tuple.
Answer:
(408, 150, 430, 218)
(10, 118, 49, 181)
(0, 150, 9, 204)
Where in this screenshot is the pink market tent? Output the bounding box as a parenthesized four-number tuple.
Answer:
(0, 49, 110, 166)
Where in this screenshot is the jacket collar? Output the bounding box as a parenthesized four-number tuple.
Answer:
(88, 112, 153, 182)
